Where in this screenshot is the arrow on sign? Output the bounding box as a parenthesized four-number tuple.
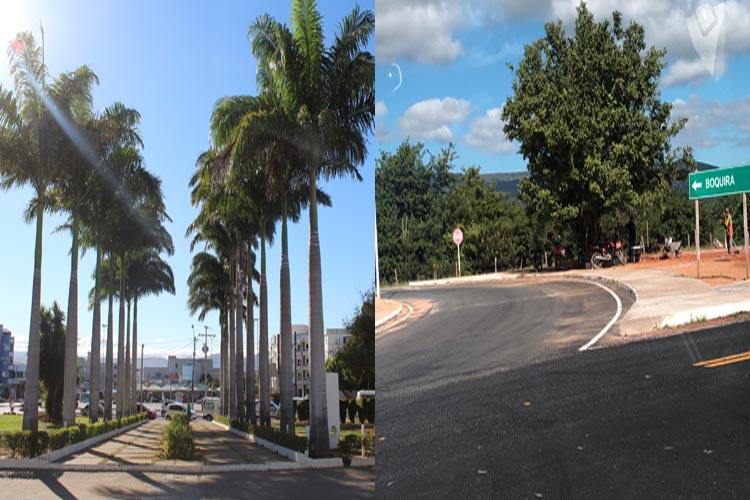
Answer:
(692, 180, 702, 191)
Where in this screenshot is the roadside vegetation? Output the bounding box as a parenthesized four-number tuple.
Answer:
(160, 413, 197, 461)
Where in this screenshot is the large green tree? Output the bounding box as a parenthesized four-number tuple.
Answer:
(40, 302, 66, 424)
(502, 4, 693, 253)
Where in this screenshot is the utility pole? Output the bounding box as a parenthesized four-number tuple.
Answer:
(200, 326, 215, 399)
(140, 344, 144, 407)
(190, 325, 196, 418)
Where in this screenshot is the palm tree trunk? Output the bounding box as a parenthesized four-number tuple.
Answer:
(105, 259, 114, 420)
(63, 212, 80, 427)
(131, 295, 138, 414)
(245, 243, 256, 424)
(308, 167, 329, 457)
(235, 246, 245, 422)
(89, 246, 102, 423)
(221, 307, 228, 416)
(116, 254, 126, 418)
(125, 299, 131, 416)
(228, 256, 236, 420)
(280, 203, 294, 434)
(260, 232, 270, 427)
(22, 201, 44, 431)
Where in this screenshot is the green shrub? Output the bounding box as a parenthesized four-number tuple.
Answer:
(254, 425, 308, 453)
(337, 434, 361, 464)
(357, 398, 375, 424)
(347, 400, 358, 423)
(161, 418, 196, 460)
(296, 399, 310, 422)
(362, 432, 375, 457)
(171, 413, 190, 428)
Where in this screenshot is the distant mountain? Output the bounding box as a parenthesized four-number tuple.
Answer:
(480, 160, 719, 197)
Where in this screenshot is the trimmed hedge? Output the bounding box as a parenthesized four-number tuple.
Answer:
(0, 413, 146, 458)
(215, 415, 308, 453)
(160, 413, 196, 460)
(357, 398, 375, 424)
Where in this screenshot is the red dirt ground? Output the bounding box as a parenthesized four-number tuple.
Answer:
(625, 247, 750, 287)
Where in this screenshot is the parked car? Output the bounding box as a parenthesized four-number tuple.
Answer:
(81, 403, 105, 417)
(201, 397, 220, 421)
(136, 402, 157, 420)
(160, 399, 176, 417)
(164, 403, 192, 420)
(255, 399, 280, 418)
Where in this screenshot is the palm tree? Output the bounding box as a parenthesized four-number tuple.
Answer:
(47, 65, 100, 427)
(248, 4, 373, 451)
(127, 249, 175, 412)
(0, 32, 59, 431)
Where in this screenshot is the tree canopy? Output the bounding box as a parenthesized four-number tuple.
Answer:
(502, 3, 694, 252)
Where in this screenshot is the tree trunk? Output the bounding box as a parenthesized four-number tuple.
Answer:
(308, 168, 329, 457)
(260, 233, 270, 427)
(124, 299, 131, 416)
(245, 243, 256, 424)
(105, 260, 114, 421)
(116, 254, 126, 418)
(22, 201, 44, 431)
(235, 245, 245, 422)
(89, 246, 102, 423)
(221, 307, 228, 416)
(228, 256, 236, 420)
(131, 295, 138, 413)
(63, 212, 80, 427)
(280, 205, 294, 434)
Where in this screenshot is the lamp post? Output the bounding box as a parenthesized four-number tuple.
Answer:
(190, 325, 196, 417)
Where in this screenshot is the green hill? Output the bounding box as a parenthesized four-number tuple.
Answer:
(481, 160, 719, 197)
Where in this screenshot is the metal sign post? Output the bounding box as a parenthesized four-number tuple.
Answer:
(744, 194, 749, 280)
(453, 228, 463, 277)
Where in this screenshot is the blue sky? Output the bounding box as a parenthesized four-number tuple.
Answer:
(0, 0, 374, 363)
(376, 0, 750, 172)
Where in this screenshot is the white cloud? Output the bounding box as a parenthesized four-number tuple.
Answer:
(377, 0, 750, 87)
(464, 107, 515, 153)
(398, 97, 470, 142)
(376, 1, 464, 64)
(672, 94, 750, 148)
(375, 101, 388, 117)
(375, 101, 393, 143)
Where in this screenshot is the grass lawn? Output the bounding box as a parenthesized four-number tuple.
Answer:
(0, 414, 88, 432)
(289, 423, 375, 438)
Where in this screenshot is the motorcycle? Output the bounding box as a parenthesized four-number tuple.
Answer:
(551, 240, 576, 271)
(529, 247, 543, 272)
(590, 238, 626, 269)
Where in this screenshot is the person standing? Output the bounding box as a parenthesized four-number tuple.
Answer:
(626, 214, 636, 262)
(723, 208, 733, 254)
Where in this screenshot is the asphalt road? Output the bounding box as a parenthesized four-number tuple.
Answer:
(377, 281, 750, 499)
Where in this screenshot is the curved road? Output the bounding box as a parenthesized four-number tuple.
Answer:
(376, 279, 633, 498)
(378, 280, 630, 396)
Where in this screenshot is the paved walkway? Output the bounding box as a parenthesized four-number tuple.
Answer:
(63, 418, 287, 466)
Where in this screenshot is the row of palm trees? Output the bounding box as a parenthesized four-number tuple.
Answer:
(186, 0, 373, 457)
(0, 32, 174, 430)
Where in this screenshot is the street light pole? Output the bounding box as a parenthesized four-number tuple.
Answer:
(190, 325, 196, 417)
(140, 343, 144, 407)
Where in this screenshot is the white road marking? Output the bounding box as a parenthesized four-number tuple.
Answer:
(578, 281, 623, 351)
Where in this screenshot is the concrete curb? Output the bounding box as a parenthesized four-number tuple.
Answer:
(408, 273, 522, 287)
(375, 304, 403, 328)
(660, 301, 750, 328)
(0, 418, 147, 466)
(0, 460, 375, 473)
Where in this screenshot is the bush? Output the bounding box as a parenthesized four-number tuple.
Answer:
(254, 425, 308, 453)
(362, 432, 375, 457)
(339, 401, 348, 423)
(357, 398, 375, 424)
(337, 434, 361, 466)
(161, 417, 196, 460)
(296, 399, 309, 422)
(347, 400, 358, 423)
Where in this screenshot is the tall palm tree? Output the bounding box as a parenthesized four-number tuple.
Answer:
(248, 5, 372, 450)
(127, 249, 175, 412)
(48, 65, 100, 427)
(0, 32, 58, 431)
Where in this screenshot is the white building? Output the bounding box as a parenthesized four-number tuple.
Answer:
(270, 325, 350, 397)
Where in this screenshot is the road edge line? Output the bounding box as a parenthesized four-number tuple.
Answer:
(579, 281, 623, 351)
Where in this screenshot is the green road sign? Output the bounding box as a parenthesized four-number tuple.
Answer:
(689, 164, 750, 200)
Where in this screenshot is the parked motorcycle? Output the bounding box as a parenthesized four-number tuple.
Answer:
(552, 240, 576, 271)
(590, 238, 626, 269)
(530, 247, 543, 272)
